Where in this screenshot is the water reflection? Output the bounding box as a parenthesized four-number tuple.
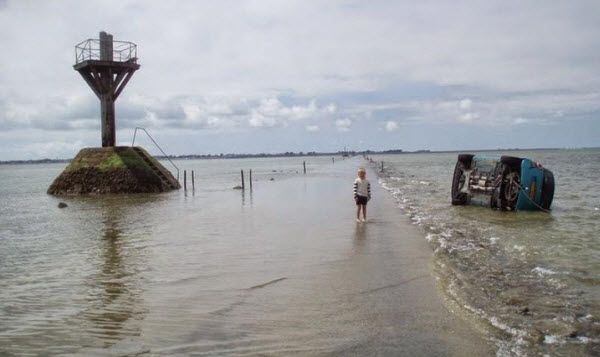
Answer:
(353, 222, 368, 252)
(79, 198, 150, 347)
(241, 188, 254, 208)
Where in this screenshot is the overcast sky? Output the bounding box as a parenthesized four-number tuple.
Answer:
(1, 0, 599, 160)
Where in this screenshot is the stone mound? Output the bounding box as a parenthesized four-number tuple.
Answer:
(47, 146, 180, 195)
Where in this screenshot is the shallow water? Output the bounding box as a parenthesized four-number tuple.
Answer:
(1, 156, 495, 357)
(2, 151, 598, 356)
(0, 157, 336, 356)
(373, 149, 600, 356)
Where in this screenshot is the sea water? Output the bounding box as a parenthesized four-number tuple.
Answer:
(1, 151, 598, 356)
(373, 148, 600, 356)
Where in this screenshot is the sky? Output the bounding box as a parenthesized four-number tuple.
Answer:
(0, 0, 599, 160)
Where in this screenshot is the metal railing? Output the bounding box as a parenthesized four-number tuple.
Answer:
(131, 127, 180, 181)
(75, 38, 137, 64)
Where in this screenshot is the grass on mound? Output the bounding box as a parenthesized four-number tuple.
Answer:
(66, 149, 153, 172)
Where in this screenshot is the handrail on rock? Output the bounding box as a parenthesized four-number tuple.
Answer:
(131, 127, 180, 181)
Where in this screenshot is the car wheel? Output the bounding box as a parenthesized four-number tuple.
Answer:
(540, 169, 555, 210)
(458, 154, 475, 165)
(500, 156, 523, 167)
(451, 160, 469, 205)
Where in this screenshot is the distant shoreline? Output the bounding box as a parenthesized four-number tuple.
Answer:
(0, 146, 596, 165)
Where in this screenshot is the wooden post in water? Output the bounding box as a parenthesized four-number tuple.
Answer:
(381, 161, 384, 172)
(184, 170, 187, 191)
(332, 157, 335, 164)
(241, 170, 245, 190)
(249, 169, 253, 190)
(303, 161, 306, 174)
(191, 170, 195, 191)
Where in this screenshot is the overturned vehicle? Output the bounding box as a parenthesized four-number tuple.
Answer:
(451, 154, 554, 211)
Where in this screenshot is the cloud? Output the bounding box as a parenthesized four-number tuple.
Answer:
(249, 112, 278, 128)
(335, 118, 352, 132)
(459, 98, 472, 110)
(305, 125, 320, 132)
(458, 112, 479, 123)
(248, 98, 335, 128)
(0, 90, 339, 132)
(385, 121, 398, 131)
(514, 117, 529, 125)
(1, 1, 600, 159)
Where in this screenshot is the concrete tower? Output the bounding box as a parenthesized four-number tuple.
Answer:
(74, 31, 140, 147)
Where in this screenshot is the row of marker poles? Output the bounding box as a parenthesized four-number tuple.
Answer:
(183, 170, 195, 192)
(363, 155, 383, 172)
(184, 160, 315, 194)
(238, 161, 308, 191)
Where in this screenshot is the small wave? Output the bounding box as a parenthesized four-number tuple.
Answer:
(543, 335, 566, 345)
(532, 267, 558, 276)
(425, 233, 436, 242)
(512, 245, 525, 252)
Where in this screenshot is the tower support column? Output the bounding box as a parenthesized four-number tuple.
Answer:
(100, 95, 116, 147)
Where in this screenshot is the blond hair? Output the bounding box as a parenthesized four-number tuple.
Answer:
(357, 168, 366, 174)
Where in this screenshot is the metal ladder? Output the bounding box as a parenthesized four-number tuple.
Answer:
(131, 127, 180, 190)
(131, 146, 179, 190)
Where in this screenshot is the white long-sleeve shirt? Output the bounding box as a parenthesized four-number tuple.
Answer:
(353, 178, 371, 199)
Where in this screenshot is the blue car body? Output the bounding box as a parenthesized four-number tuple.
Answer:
(451, 154, 555, 211)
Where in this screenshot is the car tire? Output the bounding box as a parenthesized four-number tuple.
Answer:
(540, 169, 555, 210)
(451, 160, 469, 205)
(500, 156, 522, 167)
(458, 154, 475, 165)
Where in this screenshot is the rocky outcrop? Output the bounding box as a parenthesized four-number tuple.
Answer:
(47, 146, 180, 195)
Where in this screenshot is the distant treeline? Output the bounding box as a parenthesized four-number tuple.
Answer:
(3, 146, 585, 165)
(0, 149, 404, 165)
(0, 158, 71, 165)
(158, 149, 405, 160)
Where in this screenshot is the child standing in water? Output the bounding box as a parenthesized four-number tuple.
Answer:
(353, 168, 371, 222)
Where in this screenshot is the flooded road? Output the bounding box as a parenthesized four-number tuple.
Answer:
(1, 157, 491, 356)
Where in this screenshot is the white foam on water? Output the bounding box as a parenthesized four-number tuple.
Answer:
(594, 207, 599, 211)
(512, 245, 525, 252)
(436, 237, 449, 251)
(577, 336, 590, 344)
(456, 242, 481, 252)
(532, 267, 558, 276)
(494, 338, 527, 357)
(543, 335, 565, 345)
(425, 233, 436, 242)
(554, 315, 576, 323)
(489, 237, 500, 244)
